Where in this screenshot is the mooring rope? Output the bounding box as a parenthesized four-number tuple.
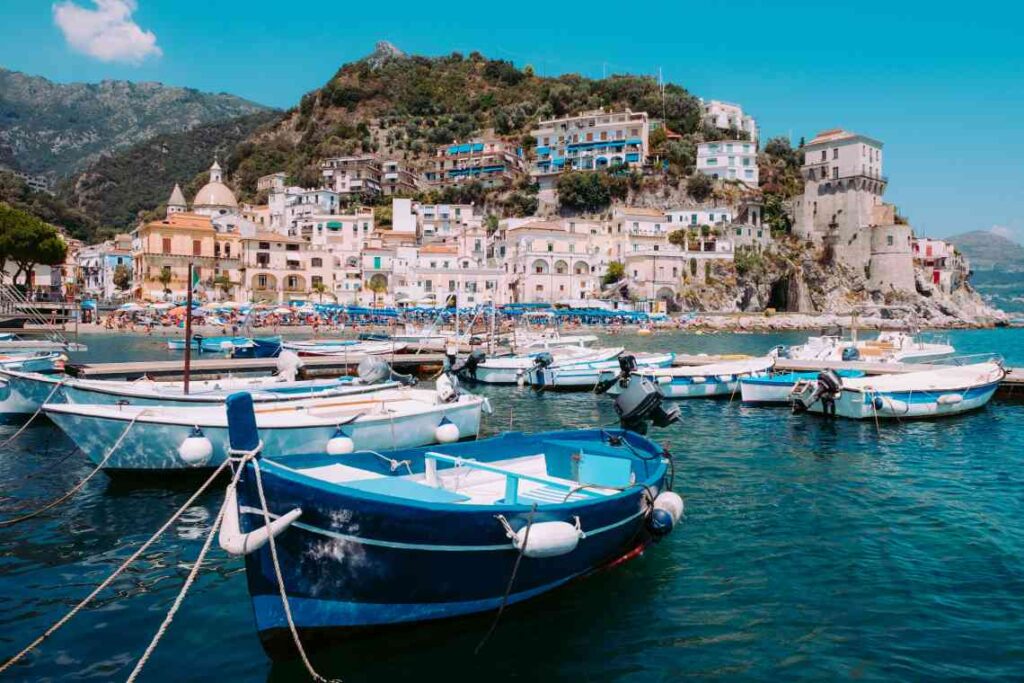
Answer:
(0, 458, 231, 674)
(124, 455, 251, 682)
(0, 410, 146, 529)
(0, 379, 66, 451)
(475, 503, 538, 655)
(252, 458, 339, 683)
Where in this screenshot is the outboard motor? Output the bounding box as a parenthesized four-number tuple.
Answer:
(449, 349, 486, 380)
(436, 372, 461, 403)
(613, 375, 680, 434)
(594, 354, 638, 395)
(531, 352, 555, 370)
(275, 349, 303, 382)
(793, 368, 843, 415)
(357, 356, 417, 386)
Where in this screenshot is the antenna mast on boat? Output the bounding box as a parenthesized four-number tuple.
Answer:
(183, 261, 194, 395)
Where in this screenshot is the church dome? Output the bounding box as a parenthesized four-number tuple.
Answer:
(192, 181, 238, 209)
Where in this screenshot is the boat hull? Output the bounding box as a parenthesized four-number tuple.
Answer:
(45, 399, 485, 471)
(234, 432, 665, 653)
(804, 381, 1000, 419)
(529, 354, 675, 391)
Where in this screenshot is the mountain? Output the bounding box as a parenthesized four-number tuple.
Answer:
(223, 44, 706, 202)
(947, 230, 1024, 271)
(58, 111, 281, 232)
(0, 170, 97, 240)
(0, 68, 273, 181)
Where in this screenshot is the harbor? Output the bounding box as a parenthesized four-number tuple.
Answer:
(0, 326, 1022, 681)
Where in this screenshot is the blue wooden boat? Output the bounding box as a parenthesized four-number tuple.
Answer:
(229, 336, 282, 358)
(220, 390, 683, 656)
(166, 335, 255, 353)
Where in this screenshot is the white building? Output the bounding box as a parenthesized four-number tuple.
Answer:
(76, 234, 133, 300)
(696, 140, 759, 187)
(701, 100, 758, 143)
(531, 109, 649, 189)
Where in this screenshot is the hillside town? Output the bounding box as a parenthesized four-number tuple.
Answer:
(13, 100, 982, 325)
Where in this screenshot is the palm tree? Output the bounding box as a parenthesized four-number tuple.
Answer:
(311, 281, 328, 303)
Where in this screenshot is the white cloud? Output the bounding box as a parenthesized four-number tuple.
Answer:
(53, 0, 161, 64)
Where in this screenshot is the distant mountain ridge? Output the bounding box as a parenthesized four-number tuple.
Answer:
(947, 230, 1024, 271)
(0, 68, 273, 180)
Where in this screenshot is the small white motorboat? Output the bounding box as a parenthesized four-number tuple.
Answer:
(458, 346, 624, 385)
(43, 377, 491, 471)
(790, 361, 1005, 419)
(527, 352, 676, 390)
(281, 339, 406, 356)
(604, 356, 775, 399)
(775, 330, 954, 364)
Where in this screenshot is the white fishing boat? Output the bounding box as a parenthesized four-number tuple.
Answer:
(790, 361, 1004, 419)
(527, 352, 676, 390)
(0, 335, 85, 353)
(604, 356, 775, 398)
(775, 330, 954, 364)
(0, 355, 412, 414)
(0, 351, 66, 373)
(43, 378, 490, 471)
(282, 339, 406, 356)
(458, 346, 624, 385)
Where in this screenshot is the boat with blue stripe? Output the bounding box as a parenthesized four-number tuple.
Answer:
(790, 361, 1005, 419)
(740, 369, 865, 404)
(219, 381, 684, 656)
(605, 356, 775, 399)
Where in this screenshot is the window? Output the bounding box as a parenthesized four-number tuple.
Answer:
(311, 275, 323, 287)
(820, 150, 827, 162)
(257, 274, 268, 289)
(311, 258, 323, 267)
(832, 167, 839, 179)
(706, 158, 718, 166)
(162, 238, 171, 254)
(286, 244, 299, 252)
(258, 242, 270, 250)
(192, 240, 201, 256)
(256, 253, 270, 266)
(547, 242, 553, 252)
(887, 235, 894, 246)
(833, 148, 839, 159)
(161, 265, 171, 281)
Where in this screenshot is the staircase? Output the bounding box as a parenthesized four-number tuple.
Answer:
(0, 276, 73, 344)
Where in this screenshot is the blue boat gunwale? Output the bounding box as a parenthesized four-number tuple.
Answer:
(249, 428, 669, 515)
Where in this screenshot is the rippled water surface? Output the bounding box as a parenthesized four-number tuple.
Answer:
(1, 329, 1023, 681)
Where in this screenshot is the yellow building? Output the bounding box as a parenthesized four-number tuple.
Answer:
(131, 213, 241, 301)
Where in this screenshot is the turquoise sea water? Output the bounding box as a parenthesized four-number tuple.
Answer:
(1, 329, 1023, 681)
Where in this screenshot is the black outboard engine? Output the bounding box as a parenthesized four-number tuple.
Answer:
(448, 349, 486, 381)
(357, 356, 417, 386)
(594, 354, 638, 395)
(531, 352, 555, 370)
(613, 375, 681, 434)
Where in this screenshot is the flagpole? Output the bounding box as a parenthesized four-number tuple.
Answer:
(183, 260, 194, 395)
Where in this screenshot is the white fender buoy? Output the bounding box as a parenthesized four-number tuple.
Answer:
(218, 486, 302, 556)
(937, 393, 963, 405)
(516, 371, 526, 387)
(690, 376, 706, 384)
(717, 374, 734, 383)
(653, 491, 684, 524)
(435, 416, 459, 444)
(874, 396, 908, 414)
(326, 427, 355, 455)
(658, 375, 672, 384)
(514, 520, 583, 558)
(178, 427, 214, 467)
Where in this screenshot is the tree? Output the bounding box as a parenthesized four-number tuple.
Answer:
(213, 274, 233, 300)
(367, 273, 388, 306)
(0, 205, 68, 286)
(686, 174, 713, 202)
(112, 264, 132, 293)
(602, 261, 625, 286)
(763, 194, 793, 235)
(668, 229, 690, 248)
(158, 267, 173, 299)
(311, 281, 328, 303)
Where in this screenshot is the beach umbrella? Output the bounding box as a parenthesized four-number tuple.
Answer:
(272, 307, 293, 315)
(119, 303, 144, 311)
(168, 305, 191, 315)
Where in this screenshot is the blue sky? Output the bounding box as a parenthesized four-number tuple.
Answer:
(2, 0, 1022, 240)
